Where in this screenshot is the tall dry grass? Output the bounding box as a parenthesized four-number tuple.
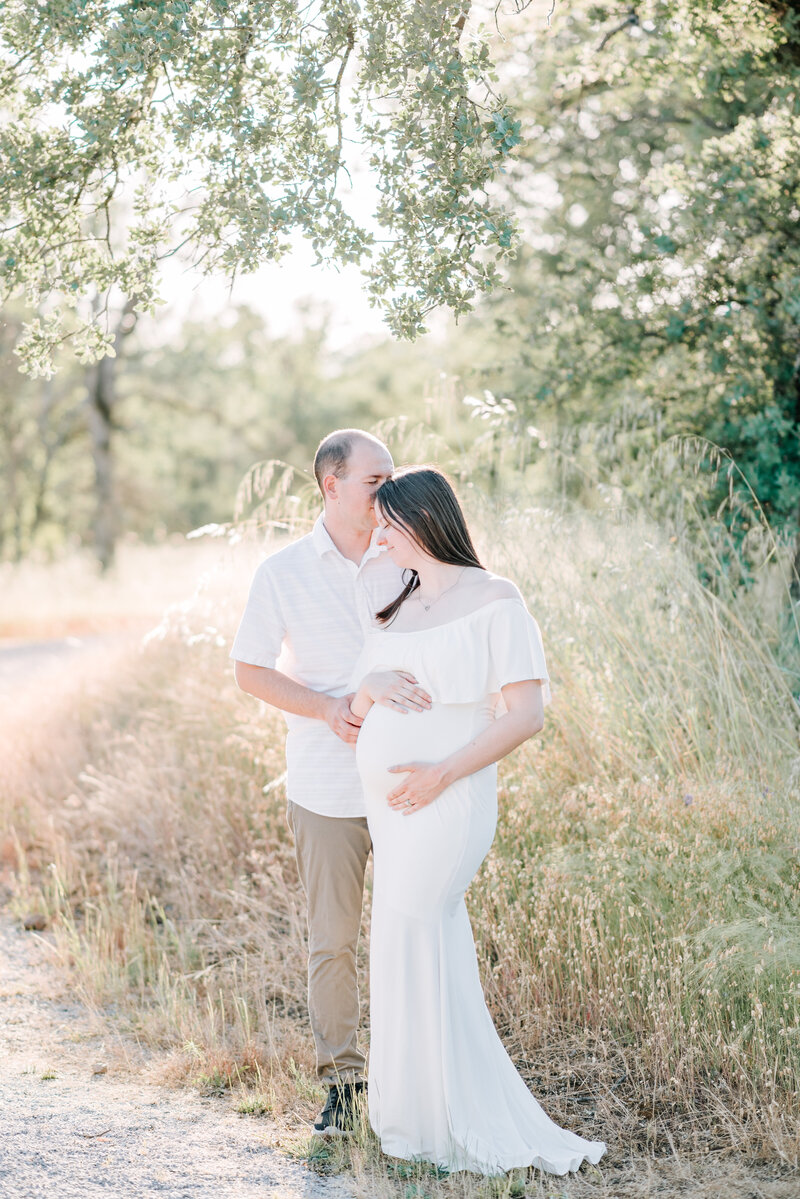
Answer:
(0, 536, 238, 639)
(2, 455, 799, 1197)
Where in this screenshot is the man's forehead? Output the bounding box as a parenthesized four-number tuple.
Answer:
(348, 440, 393, 474)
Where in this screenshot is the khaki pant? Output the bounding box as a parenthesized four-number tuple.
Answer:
(287, 800, 372, 1084)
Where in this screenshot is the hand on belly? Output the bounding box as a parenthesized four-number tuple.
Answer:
(385, 759, 449, 814)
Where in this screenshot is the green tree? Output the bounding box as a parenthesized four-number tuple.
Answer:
(0, 0, 523, 373)
(476, 0, 800, 568)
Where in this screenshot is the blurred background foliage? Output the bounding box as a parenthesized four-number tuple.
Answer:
(2, 0, 799, 587)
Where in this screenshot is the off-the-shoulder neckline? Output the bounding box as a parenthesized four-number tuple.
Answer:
(366, 595, 527, 636)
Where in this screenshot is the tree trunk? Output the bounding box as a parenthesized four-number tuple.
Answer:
(29, 378, 59, 549)
(6, 428, 24, 561)
(791, 353, 800, 601)
(85, 298, 138, 571)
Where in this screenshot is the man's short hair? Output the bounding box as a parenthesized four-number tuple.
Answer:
(313, 429, 387, 493)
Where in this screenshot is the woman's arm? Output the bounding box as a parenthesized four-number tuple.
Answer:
(386, 679, 544, 813)
(351, 671, 432, 719)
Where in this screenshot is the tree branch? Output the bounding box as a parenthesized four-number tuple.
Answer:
(598, 9, 639, 52)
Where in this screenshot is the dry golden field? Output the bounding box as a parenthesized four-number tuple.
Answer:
(2, 487, 799, 1199)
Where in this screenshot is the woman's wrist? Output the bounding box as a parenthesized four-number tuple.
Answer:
(357, 672, 375, 701)
(350, 683, 372, 719)
(437, 756, 459, 790)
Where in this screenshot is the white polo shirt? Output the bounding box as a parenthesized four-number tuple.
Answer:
(230, 516, 403, 818)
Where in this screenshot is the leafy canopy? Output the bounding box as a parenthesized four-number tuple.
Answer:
(0, 0, 522, 374)
(478, 0, 800, 534)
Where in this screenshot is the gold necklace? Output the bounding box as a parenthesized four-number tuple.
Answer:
(415, 567, 467, 612)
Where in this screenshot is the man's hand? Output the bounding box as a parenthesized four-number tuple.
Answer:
(386, 761, 448, 814)
(326, 693, 363, 744)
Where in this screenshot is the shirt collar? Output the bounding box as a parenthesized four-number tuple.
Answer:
(312, 514, 385, 567)
(311, 514, 337, 558)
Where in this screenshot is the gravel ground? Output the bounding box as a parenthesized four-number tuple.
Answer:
(0, 917, 354, 1199)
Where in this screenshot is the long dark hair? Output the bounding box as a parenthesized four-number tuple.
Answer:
(375, 467, 484, 624)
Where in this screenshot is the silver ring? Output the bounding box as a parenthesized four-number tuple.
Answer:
(405, 799, 412, 808)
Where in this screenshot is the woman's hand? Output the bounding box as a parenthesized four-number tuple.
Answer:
(386, 761, 449, 814)
(365, 671, 432, 715)
(384, 680, 545, 813)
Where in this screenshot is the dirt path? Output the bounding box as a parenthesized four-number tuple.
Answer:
(0, 915, 353, 1199)
(0, 632, 138, 693)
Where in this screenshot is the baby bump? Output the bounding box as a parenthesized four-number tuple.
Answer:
(355, 701, 489, 798)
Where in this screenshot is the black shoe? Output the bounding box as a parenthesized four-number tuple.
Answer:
(313, 1081, 366, 1136)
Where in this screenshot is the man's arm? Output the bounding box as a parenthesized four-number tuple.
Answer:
(233, 661, 362, 744)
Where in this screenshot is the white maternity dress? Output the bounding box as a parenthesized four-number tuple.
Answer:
(353, 596, 606, 1176)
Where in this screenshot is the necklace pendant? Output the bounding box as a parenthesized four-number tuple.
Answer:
(422, 602, 431, 611)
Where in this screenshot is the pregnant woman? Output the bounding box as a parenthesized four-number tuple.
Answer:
(350, 467, 605, 1177)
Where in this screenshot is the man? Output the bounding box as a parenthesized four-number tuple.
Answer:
(231, 429, 430, 1134)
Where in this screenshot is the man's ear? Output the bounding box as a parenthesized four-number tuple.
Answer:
(322, 472, 339, 502)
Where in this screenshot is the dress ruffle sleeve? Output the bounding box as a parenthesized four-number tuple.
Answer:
(351, 598, 550, 708)
(487, 599, 551, 706)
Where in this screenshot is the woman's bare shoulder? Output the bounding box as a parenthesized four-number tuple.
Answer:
(472, 572, 523, 604)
